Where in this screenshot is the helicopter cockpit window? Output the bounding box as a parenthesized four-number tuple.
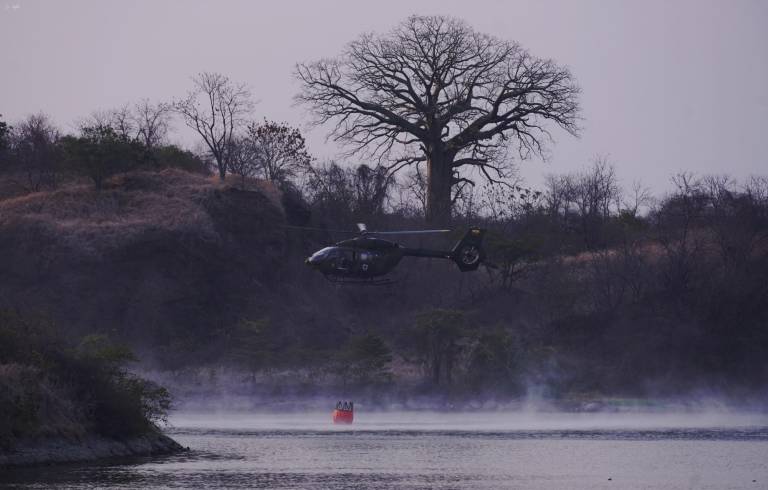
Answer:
(334, 249, 354, 271)
(309, 247, 334, 261)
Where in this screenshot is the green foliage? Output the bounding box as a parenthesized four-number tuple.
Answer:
(71, 335, 172, 435)
(150, 144, 208, 174)
(0, 114, 9, 153)
(617, 209, 647, 230)
(336, 332, 393, 386)
(485, 231, 542, 289)
(0, 365, 40, 447)
(77, 334, 137, 371)
(83, 370, 172, 436)
(413, 309, 466, 386)
(61, 125, 143, 189)
(466, 330, 523, 395)
(0, 311, 171, 445)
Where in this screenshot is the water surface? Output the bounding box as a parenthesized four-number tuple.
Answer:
(2, 411, 767, 489)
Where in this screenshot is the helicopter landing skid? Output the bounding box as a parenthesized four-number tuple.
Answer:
(325, 275, 394, 286)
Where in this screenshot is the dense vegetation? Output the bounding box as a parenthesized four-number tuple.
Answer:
(0, 310, 170, 449)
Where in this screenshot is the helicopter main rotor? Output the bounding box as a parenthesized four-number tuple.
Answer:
(355, 223, 451, 236)
(283, 223, 452, 237)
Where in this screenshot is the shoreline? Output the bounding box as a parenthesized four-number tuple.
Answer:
(0, 430, 184, 468)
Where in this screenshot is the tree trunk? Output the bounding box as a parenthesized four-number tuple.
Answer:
(425, 151, 453, 225)
(216, 158, 226, 181)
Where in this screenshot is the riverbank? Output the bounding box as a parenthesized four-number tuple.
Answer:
(0, 430, 183, 468)
(0, 312, 179, 469)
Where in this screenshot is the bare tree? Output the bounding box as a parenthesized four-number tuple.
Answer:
(543, 173, 575, 222)
(304, 160, 358, 226)
(622, 180, 653, 218)
(173, 72, 253, 180)
(243, 120, 312, 183)
(133, 99, 171, 149)
(653, 172, 708, 296)
(78, 110, 125, 136)
(351, 164, 393, 217)
(226, 135, 260, 184)
(9, 113, 62, 191)
(79, 101, 170, 151)
(109, 105, 135, 140)
(296, 15, 580, 224)
(571, 157, 620, 248)
(401, 168, 429, 217)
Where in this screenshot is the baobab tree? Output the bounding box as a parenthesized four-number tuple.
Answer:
(296, 15, 580, 224)
(174, 72, 253, 180)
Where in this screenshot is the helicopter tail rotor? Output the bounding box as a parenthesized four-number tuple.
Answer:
(450, 228, 486, 272)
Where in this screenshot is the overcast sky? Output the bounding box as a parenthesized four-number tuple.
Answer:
(1, 0, 766, 191)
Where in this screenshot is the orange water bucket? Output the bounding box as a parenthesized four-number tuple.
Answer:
(333, 401, 354, 424)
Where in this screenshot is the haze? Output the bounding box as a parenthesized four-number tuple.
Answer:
(170, 410, 768, 434)
(1, 0, 766, 190)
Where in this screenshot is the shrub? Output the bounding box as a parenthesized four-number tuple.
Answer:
(0, 312, 172, 444)
(61, 126, 144, 190)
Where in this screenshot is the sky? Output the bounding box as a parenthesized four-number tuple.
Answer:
(1, 0, 766, 192)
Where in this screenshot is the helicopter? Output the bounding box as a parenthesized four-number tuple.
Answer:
(300, 223, 486, 285)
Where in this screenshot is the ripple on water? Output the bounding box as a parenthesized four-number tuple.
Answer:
(3, 413, 768, 490)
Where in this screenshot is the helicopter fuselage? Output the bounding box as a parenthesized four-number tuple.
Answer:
(305, 236, 450, 280)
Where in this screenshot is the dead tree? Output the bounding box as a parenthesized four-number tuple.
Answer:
(296, 15, 580, 224)
(174, 72, 253, 180)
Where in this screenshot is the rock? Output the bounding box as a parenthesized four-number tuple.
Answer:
(0, 430, 184, 468)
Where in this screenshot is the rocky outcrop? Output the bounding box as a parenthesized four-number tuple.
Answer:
(0, 430, 184, 467)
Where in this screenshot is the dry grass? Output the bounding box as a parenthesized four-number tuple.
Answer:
(213, 174, 284, 208)
(0, 169, 277, 256)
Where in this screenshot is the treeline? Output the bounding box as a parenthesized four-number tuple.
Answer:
(1, 98, 767, 402)
(203, 161, 767, 402)
(0, 109, 207, 194)
(0, 73, 316, 198)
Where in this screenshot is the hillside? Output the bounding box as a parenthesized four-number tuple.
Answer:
(0, 170, 291, 366)
(0, 169, 766, 409)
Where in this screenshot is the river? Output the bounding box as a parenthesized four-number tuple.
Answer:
(2, 411, 768, 489)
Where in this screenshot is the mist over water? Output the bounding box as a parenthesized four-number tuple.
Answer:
(170, 409, 768, 436)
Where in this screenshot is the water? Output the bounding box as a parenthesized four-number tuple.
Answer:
(2, 411, 768, 489)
